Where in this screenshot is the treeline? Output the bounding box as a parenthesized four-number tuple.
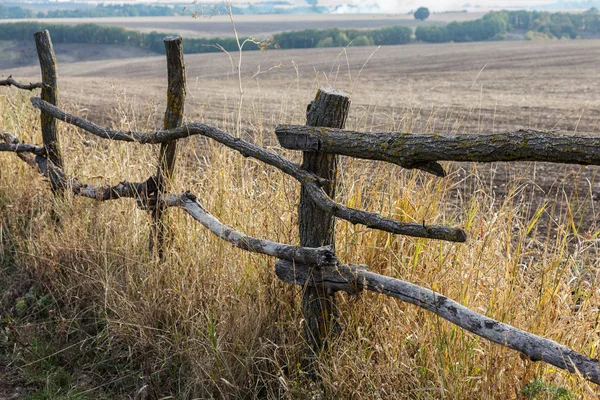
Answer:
(0, 4, 183, 19)
(5, 10, 600, 54)
(42, 4, 179, 18)
(415, 9, 600, 43)
(416, 13, 507, 43)
(273, 25, 412, 48)
(503, 9, 600, 38)
(0, 5, 34, 19)
(0, 22, 260, 53)
(0, 22, 411, 54)
(0, 3, 326, 19)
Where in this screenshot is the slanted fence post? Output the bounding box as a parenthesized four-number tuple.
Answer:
(34, 30, 63, 194)
(150, 36, 186, 256)
(299, 88, 351, 370)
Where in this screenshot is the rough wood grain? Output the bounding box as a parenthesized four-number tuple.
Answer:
(277, 125, 445, 176)
(0, 76, 43, 91)
(276, 260, 600, 385)
(299, 88, 350, 360)
(276, 125, 600, 170)
(30, 97, 467, 243)
(34, 30, 63, 186)
(151, 36, 186, 256)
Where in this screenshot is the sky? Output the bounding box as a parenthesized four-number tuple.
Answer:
(325, 0, 554, 13)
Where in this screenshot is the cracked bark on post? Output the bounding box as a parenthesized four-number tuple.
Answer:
(151, 36, 186, 257)
(300, 88, 350, 370)
(34, 30, 63, 193)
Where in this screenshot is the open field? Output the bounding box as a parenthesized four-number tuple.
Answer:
(0, 12, 485, 38)
(5, 38, 600, 134)
(0, 40, 158, 69)
(3, 38, 600, 397)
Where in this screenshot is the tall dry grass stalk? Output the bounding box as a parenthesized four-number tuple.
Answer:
(1, 50, 600, 399)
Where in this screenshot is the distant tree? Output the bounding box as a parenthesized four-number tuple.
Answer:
(371, 25, 412, 45)
(352, 35, 374, 46)
(316, 37, 334, 47)
(414, 7, 430, 21)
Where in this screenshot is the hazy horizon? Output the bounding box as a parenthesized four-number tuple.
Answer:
(1, 0, 591, 14)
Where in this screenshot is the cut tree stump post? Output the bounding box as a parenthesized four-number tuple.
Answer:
(34, 30, 63, 194)
(299, 88, 351, 373)
(150, 36, 186, 257)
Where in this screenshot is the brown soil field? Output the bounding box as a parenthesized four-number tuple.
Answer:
(0, 12, 484, 38)
(0, 40, 158, 69)
(4, 38, 600, 230)
(4, 38, 600, 134)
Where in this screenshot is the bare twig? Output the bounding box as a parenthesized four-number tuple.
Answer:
(0, 76, 43, 91)
(276, 260, 600, 385)
(29, 97, 467, 243)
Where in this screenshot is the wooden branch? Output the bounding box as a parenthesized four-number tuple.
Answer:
(1, 132, 154, 201)
(276, 125, 600, 169)
(1, 132, 337, 266)
(34, 30, 63, 179)
(151, 35, 187, 256)
(30, 98, 467, 243)
(161, 192, 338, 266)
(276, 260, 600, 385)
(302, 182, 467, 242)
(0, 132, 46, 156)
(0, 76, 43, 91)
(277, 124, 445, 177)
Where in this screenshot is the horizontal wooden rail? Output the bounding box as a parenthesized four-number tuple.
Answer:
(276, 125, 600, 176)
(162, 193, 337, 266)
(2, 131, 155, 201)
(29, 97, 467, 243)
(276, 260, 600, 385)
(0, 133, 46, 156)
(0, 75, 43, 91)
(1, 132, 337, 267)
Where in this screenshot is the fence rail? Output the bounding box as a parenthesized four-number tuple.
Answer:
(2, 30, 600, 387)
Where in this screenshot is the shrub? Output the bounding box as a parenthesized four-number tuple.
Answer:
(352, 35, 374, 46)
(316, 37, 335, 48)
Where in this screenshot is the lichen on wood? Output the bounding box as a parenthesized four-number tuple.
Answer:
(276, 125, 600, 174)
(151, 35, 186, 256)
(34, 30, 63, 193)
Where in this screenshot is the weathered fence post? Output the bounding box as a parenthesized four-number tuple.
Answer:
(150, 36, 186, 256)
(299, 88, 350, 371)
(34, 30, 63, 193)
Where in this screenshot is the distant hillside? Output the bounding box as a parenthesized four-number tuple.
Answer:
(0, 2, 329, 19)
(538, 0, 600, 10)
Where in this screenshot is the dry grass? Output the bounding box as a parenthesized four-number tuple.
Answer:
(2, 41, 600, 398)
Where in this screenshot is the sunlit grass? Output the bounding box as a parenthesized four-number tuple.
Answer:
(1, 65, 600, 398)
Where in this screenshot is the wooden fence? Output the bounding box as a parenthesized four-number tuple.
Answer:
(2, 30, 600, 386)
